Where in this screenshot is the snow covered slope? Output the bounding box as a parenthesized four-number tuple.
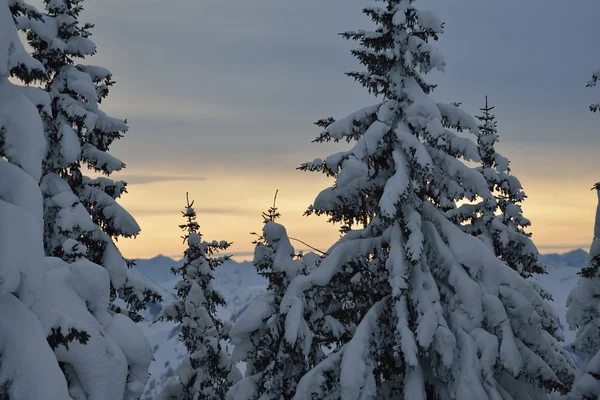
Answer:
(535, 249, 589, 343)
(133, 250, 587, 398)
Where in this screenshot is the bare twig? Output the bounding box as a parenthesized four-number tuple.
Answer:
(289, 236, 328, 256)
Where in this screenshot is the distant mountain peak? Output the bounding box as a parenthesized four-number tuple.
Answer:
(564, 248, 588, 257)
(148, 254, 177, 263)
(539, 248, 589, 268)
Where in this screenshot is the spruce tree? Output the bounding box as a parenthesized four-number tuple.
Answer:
(565, 185, 600, 399)
(276, 2, 575, 399)
(227, 200, 319, 400)
(16, 0, 161, 319)
(588, 69, 599, 113)
(158, 194, 238, 399)
(449, 96, 545, 279)
(9, 1, 156, 398)
(0, 1, 70, 397)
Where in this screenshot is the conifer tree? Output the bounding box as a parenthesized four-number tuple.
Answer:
(227, 197, 319, 400)
(0, 2, 71, 397)
(588, 69, 599, 113)
(566, 183, 600, 399)
(275, 2, 575, 399)
(16, 0, 161, 319)
(158, 194, 238, 399)
(449, 97, 545, 279)
(9, 1, 156, 398)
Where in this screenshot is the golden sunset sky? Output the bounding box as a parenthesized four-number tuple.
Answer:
(112, 148, 599, 261)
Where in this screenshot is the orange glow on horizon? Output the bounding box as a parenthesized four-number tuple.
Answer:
(115, 148, 599, 262)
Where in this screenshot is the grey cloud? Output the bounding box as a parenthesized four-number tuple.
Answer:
(68, 0, 600, 173)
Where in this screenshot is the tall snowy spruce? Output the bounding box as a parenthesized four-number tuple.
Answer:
(7, 1, 156, 399)
(227, 201, 321, 400)
(449, 97, 546, 279)
(0, 1, 71, 397)
(274, 2, 575, 399)
(158, 195, 239, 399)
(16, 0, 161, 319)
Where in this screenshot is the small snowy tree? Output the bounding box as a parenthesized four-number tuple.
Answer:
(16, 0, 161, 319)
(275, 2, 575, 399)
(449, 96, 545, 279)
(158, 194, 237, 399)
(227, 200, 319, 400)
(566, 183, 600, 399)
(588, 69, 599, 113)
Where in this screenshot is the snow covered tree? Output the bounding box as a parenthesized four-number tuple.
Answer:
(5, 1, 156, 398)
(275, 2, 575, 399)
(449, 96, 545, 279)
(565, 183, 600, 399)
(0, 2, 72, 398)
(158, 194, 238, 399)
(588, 69, 599, 113)
(227, 200, 320, 400)
(15, 0, 161, 319)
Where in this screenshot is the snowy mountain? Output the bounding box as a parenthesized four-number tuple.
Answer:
(539, 248, 589, 269)
(133, 250, 588, 398)
(533, 249, 589, 344)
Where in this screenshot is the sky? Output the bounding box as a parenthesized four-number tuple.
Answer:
(36, 0, 600, 260)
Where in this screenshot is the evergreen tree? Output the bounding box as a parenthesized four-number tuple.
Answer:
(8, 1, 156, 398)
(276, 2, 575, 399)
(16, 0, 161, 319)
(566, 183, 600, 399)
(227, 199, 320, 400)
(0, 1, 71, 397)
(158, 194, 238, 399)
(449, 96, 545, 279)
(588, 69, 599, 113)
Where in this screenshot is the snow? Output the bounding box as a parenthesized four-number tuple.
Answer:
(16, 85, 52, 117)
(132, 257, 267, 399)
(0, 0, 44, 76)
(340, 299, 386, 400)
(379, 150, 410, 218)
(326, 104, 379, 139)
(58, 123, 82, 164)
(79, 65, 112, 81)
(105, 314, 153, 399)
(0, 197, 45, 304)
(66, 36, 96, 56)
(0, 78, 46, 181)
(35, 257, 129, 400)
(0, 294, 70, 400)
(118, 249, 587, 399)
(0, 158, 43, 226)
(83, 143, 125, 173)
(66, 67, 99, 102)
(103, 241, 129, 290)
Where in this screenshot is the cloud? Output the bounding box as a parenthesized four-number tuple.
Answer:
(116, 175, 207, 185)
